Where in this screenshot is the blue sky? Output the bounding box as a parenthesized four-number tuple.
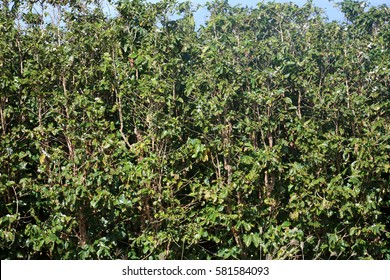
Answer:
(148, 0, 389, 23)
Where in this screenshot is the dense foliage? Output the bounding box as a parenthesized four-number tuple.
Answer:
(0, 0, 389, 259)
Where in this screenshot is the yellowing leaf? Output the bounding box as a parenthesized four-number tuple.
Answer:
(39, 153, 46, 165)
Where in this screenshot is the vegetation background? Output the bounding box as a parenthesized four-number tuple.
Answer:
(0, 0, 389, 259)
